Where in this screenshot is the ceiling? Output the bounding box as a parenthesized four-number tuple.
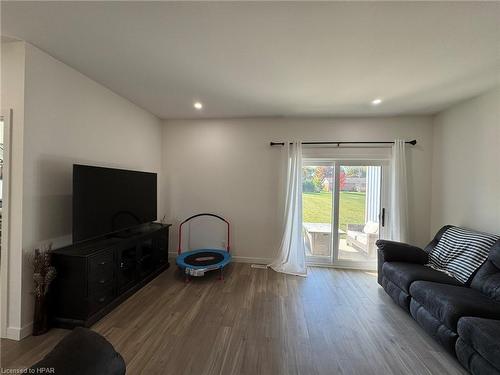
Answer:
(2, 1, 500, 119)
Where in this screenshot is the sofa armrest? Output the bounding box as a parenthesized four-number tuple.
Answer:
(376, 240, 428, 264)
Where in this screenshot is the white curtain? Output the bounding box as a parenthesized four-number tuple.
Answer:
(269, 141, 307, 277)
(390, 139, 409, 242)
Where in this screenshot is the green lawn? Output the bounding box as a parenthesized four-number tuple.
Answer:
(303, 191, 366, 231)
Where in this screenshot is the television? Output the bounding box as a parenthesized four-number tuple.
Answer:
(73, 164, 157, 243)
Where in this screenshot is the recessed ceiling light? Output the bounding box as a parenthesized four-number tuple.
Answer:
(194, 102, 203, 110)
(371, 98, 383, 106)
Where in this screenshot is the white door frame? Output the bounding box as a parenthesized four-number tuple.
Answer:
(303, 158, 391, 271)
(1, 109, 13, 338)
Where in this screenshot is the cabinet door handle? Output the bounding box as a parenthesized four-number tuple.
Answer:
(99, 261, 107, 265)
(98, 297, 106, 303)
(120, 262, 124, 269)
(98, 279, 106, 284)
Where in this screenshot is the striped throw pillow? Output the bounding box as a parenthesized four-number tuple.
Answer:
(427, 227, 499, 284)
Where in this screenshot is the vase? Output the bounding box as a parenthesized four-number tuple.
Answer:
(33, 295, 49, 336)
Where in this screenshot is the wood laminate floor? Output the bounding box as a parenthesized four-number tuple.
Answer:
(1, 263, 467, 375)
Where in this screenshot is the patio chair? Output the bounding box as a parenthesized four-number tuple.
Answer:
(346, 222, 379, 257)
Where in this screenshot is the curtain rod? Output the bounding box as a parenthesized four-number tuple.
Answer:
(270, 140, 417, 146)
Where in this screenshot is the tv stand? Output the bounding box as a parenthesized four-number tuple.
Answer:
(110, 228, 138, 239)
(50, 223, 171, 328)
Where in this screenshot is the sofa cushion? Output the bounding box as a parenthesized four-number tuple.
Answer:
(376, 241, 428, 264)
(382, 262, 461, 293)
(456, 338, 500, 375)
(489, 240, 500, 269)
(409, 281, 500, 331)
(410, 299, 458, 353)
(363, 221, 379, 234)
(423, 225, 454, 253)
(458, 317, 500, 371)
(348, 230, 368, 245)
(380, 275, 412, 311)
(471, 240, 500, 302)
(427, 227, 499, 284)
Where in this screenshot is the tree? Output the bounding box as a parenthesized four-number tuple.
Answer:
(302, 166, 335, 193)
(302, 180, 316, 192)
(312, 167, 327, 192)
(302, 167, 318, 192)
(343, 166, 367, 178)
(339, 170, 346, 191)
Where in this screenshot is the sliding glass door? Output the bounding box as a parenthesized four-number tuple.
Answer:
(302, 164, 335, 263)
(302, 159, 389, 269)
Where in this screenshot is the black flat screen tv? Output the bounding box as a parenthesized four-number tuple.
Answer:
(73, 164, 157, 243)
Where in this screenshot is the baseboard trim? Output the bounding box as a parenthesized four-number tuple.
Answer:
(307, 262, 377, 272)
(232, 256, 271, 264)
(168, 252, 375, 271)
(5, 322, 33, 340)
(168, 252, 271, 265)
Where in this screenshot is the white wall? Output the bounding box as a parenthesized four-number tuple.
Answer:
(431, 88, 500, 235)
(2, 42, 164, 338)
(162, 117, 434, 262)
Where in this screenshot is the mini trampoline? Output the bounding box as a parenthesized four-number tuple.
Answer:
(176, 213, 231, 280)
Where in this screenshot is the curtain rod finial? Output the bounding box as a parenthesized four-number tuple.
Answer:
(408, 140, 417, 145)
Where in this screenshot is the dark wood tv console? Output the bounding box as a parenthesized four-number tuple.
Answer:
(50, 222, 171, 328)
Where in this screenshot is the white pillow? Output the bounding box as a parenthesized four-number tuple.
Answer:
(363, 221, 379, 234)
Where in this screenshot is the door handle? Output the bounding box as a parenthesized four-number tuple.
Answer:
(381, 208, 386, 227)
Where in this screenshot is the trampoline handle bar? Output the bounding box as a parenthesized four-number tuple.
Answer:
(178, 213, 231, 255)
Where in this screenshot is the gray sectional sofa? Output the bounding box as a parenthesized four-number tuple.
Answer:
(377, 225, 500, 375)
